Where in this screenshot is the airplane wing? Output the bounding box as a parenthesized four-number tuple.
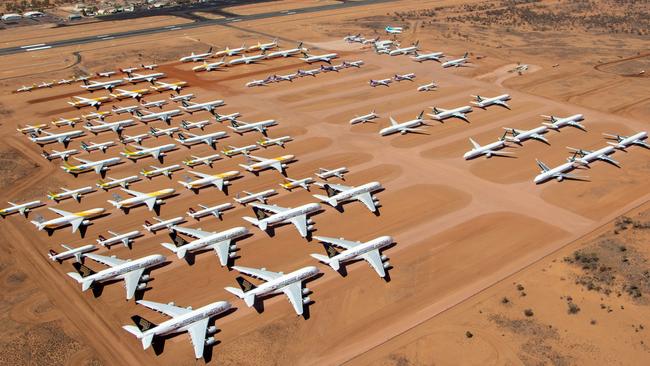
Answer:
(270, 161, 283, 172)
(250, 203, 286, 214)
(289, 215, 308, 237)
(144, 197, 158, 211)
(190, 171, 212, 179)
(246, 155, 264, 162)
(49, 207, 73, 216)
(282, 282, 304, 315)
(452, 112, 468, 121)
(122, 188, 146, 198)
(187, 318, 209, 359)
(75, 157, 92, 164)
(324, 183, 349, 192)
(124, 268, 146, 300)
(173, 226, 211, 239)
(211, 241, 231, 267)
(361, 249, 386, 277)
(536, 160, 550, 172)
(469, 138, 481, 149)
(85, 253, 127, 267)
(530, 133, 549, 144)
(137, 299, 191, 317)
(234, 266, 282, 281)
(70, 217, 85, 233)
(355, 192, 377, 212)
(315, 236, 359, 250)
(151, 148, 161, 159)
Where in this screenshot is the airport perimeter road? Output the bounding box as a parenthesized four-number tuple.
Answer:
(0, 0, 395, 56)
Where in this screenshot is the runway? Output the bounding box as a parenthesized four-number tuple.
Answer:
(0, 0, 394, 56)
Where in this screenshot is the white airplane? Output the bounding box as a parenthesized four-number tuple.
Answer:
(534, 160, 586, 184)
(234, 189, 277, 205)
(228, 119, 277, 135)
(350, 110, 378, 125)
(51, 117, 82, 127)
(120, 133, 151, 145)
(313, 182, 382, 213)
(170, 93, 194, 102)
(82, 111, 112, 120)
(315, 167, 347, 180)
(47, 186, 95, 203)
(541, 114, 586, 131)
(297, 68, 321, 77)
(140, 164, 182, 179)
(112, 105, 141, 116)
(17, 123, 48, 135)
(31, 207, 105, 233)
(123, 299, 230, 359)
(140, 99, 168, 109)
(97, 175, 140, 190)
(471, 94, 511, 109)
(143, 216, 185, 233)
(463, 136, 513, 160)
(176, 131, 228, 149)
(411, 51, 444, 62)
(162, 225, 248, 265)
(125, 72, 166, 84)
(300, 52, 339, 64)
(369, 78, 392, 87)
(389, 41, 419, 56)
(225, 265, 319, 315)
(30, 130, 85, 147)
(385, 25, 403, 34)
(179, 170, 240, 192)
(80, 78, 125, 92)
(239, 154, 295, 175)
(311, 235, 393, 277)
(151, 81, 187, 93)
(61, 156, 121, 176)
(80, 140, 115, 153)
(215, 112, 241, 122)
(149, 126, 180, 138)
(567, 146, 619, 167)
(108, 188, 176, 212)
(48, 244, 96, 263)
(97, 230, 142, 248)
(214, 44, 246, 57)
(320, 64, 345, 73)
(394, 73, 416, 81)
(192, 57, 227, 72)
(417, 81, 438, 92)
(0, 200, 43, 218)
(257, 136, 292, 148)
(441, 53, 470, 68)
(57, 78, 74, 85)
(84, 119, 135, 135)
(120, 66, 140, 74)
(273, 72, 299, 81)
(180, 47, 213, 62)
(68, 95, 110, 110)
(121, 143, 176, 162)
(181, 99, 224, 114)
(74, 75, 90, 82)
(280, 177, 314, 191)
(110, 88, 151, 101)
(97, 71, 116, 78)
(243, 202, 321, 238)
(133, 108, 182, 124)
(37, 80, 54, 88)
(428, 106, 473, 123)
(342, 60, 364, 68)
(16, 84, 35, 92)
(222, 144, 258, 157)
(249, 38, 278, 51)
(603, 131, 649, 150)
(228, 52, 267, 66)
(187, 203, 234, 220)
(41, 148, 79, 161)
(182, 154, 222, 168)
(379, 112, 426, 136)
(265, 42, 307, 58)
(141, 63, 158, 70)
(67, 253, 165, 300)
(245, 78, 271, 87)
(503, 126, 550, 145)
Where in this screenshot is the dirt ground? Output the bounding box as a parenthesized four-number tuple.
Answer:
(0, 0, 648, 365)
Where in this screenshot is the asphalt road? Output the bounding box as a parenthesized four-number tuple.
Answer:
(0, 0, 394, 56)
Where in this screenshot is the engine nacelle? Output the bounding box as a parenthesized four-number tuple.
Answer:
(228, 252, 237, 258)
(307, 219, 314, 225)
(302, 296, 311, 304)
(307, 225, 315, 231)
(82, 219, 91, 226)
(281, 164, 288, 168)
(380, 255, 388, 261)
(556, 176, 564, 182)
(229, 244, 238, 250)
(205, 336, 216, 346)
(140, 274, 150, 282)
(168, 302, 175, 306)
(155, 199, 163, 205)
(383, 261, 391, 269)
(486, 152, 493, 158)
(137, 283, 147, 290)
(207, 326, 218, 335)
(302, 288, 311, 295)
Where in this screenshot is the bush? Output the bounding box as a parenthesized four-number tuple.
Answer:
(524, 309, 534, 317)
(568, 302, 581, 314)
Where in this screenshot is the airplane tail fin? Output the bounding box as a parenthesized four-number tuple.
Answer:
(122, 325, 143, 339)
(131, 315, 157, 332)
(235, 276, 257, 292)
(71, 262, 96, 278)
(323, 184, 337, 198)
(463, 52, 468, 58)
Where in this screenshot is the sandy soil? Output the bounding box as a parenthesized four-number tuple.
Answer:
(0, 0, 648, 365)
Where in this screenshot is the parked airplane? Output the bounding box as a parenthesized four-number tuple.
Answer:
(84, 119, 135, 135)
(121, 143, 176, 162)
(350, 110, 378, 125)
(48, 244, 96, 263)
(215, 112, 241, 122)
(97, 230, 142, 248)
(248, 38, 278, 51)
(228, 119, 277, 135)
(265, 42, 307, 58)
(181, 99, 224, 114)
(228, 52, 267, 66)
(0, 200, 42, 218)
(42, 148, 79, 161)
(315, 167, 347, 180)
(311, 235, 393, 277)
(297, 68, 321, 77)
(411, 51, 444, 62)
(140, 164, 182, 179)
(110, 88, 150, 101)
(143, 216, 185, 233)
(16, 84, 35, 92)
(379, 112, 426, 136)
(385, 25, 403, 34)
(320, 64, 345, 73)
(51, 117, 82, 128)
(369, 78, 392, 87)
(133, 108, 182, 124)
(463, 135, 512, 159)
(233, 189, 277, 205)
(97, 71, 116, 78)
(389, 41, 419, 56)
(280, 177, 314, 191)
(108, 188, 175, 212)
(67, 253, 165, 300)
(97, 175, 140, 190)
(120, 133, 151, 145)
(47, 186, 95, 203)
(243, 202, 320, 238)
(441, 52, 470, 68)
(534, 159, 586, 184)
(567, 146, 619, 167)
(149, 126, 180, 138)
(313, 181, 382, 212)
(603, 131, 649, 150)
(342, 60, 364, 68)
(192, 57, 227, 72)
(180, 47, 213, 62)
(176, 131, 227, 149)
(82, 111, 111, 120)
(68, 95, 110, 110)
(394, 73, 416, 81)
(428, 106, 473, 123)
(225, 265, 319, 315)
(30, 130, 85, 147)
(239, 154, 295, 175)
(417, 81, 438, 92)
(273, 72, 299, 81)
(61, 156, 121, 176)
(182, 154, 222, 168)
(31, 207, 105, 233)
(222, 144, 258, 158)
(169, 93, 194, 102)
(120, 66, 140, 74)
(179, 170, 240, 192)
(503, 126, 549, 145)
(141, 63, 158, 70)
(37, 81, 54, 88)
(214, 44, 246, 57)
(541, 114, 586, 131)
(58, 78, 74, 85)
(300, 52, 339, 64)
(187, 203, 234, 220)
(126, 72, 165, 84)
(80, 140, 115, 153)
(17, 123, 48, 135)
(471, 94, 511, 109)
(123, 299, 230, 359)
(162, 225, 248, 265)
(245, 78, 271, 87)
(257, 136, 292, 148)
(151, 81, 187, 93)
(80, 78, 125, 92)
(140, 99, 168, 109)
